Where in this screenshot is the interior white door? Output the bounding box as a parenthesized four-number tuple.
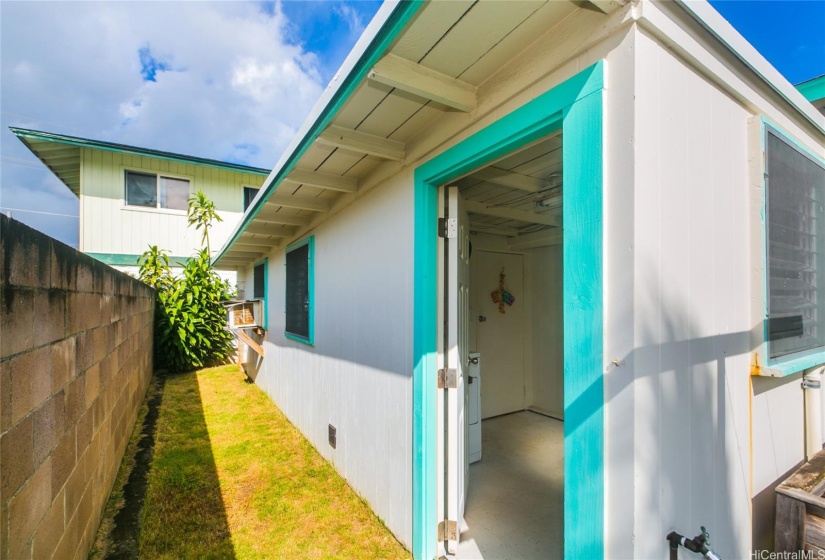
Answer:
(437, 185, 470, 554)
(475, 251, 525, 418)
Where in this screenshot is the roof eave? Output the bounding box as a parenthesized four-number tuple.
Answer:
(213, 0, 425, 266)
(9, 126, 271, 176)
(673, 0, 825, 135)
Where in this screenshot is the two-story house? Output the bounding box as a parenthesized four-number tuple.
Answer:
(11, 127, 269, 280)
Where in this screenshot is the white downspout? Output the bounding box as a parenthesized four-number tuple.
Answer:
(803, 366, 824, 461)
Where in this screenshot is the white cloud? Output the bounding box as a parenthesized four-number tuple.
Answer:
(1, 0, 332, 244)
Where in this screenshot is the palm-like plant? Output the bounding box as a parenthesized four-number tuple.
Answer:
(187, 190, 223, 258)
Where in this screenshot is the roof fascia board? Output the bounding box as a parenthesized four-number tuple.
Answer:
(9, 127, 270, 176)
(214, 0, 426, 265)
(669, 0, 825, 135)
(797, 76, 825, 104)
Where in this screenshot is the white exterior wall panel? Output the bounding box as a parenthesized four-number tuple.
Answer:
(241, 174, 415, 547)
(79, 147, 262, 258)
(627, 21, 823, 558)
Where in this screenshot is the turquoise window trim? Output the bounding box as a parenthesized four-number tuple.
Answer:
(412, 62, 605, 560)
(284, 236, 314, 346)
(759, 118, 825, 376)
(253, 257, 269, 331)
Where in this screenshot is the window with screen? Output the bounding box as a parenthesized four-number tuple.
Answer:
(285, 237, 313, 344)
(244, 187, 259, 211)
(766, 128, 825, 358)
(252, 259, 267, 328)
(125, 170, 190, 210)
(253, 261, 266, 299)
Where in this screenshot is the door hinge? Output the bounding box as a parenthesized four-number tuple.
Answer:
(437, 368, 457, 389)
(437, 519, 457, 541)
(438, 217, 457, 239)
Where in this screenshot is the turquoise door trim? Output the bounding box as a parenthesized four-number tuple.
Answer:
(413, 61, 605, 560)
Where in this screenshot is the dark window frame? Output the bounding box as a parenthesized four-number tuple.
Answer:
(124, 169, 191, 211)
(252, 259, 268, 329)
(243, 186, 259, 211)
(284, 236, 314, 345)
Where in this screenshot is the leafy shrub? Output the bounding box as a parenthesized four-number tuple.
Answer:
(138, 192, 235, 372)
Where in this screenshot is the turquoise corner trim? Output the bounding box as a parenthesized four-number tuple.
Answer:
(215, 0, 425, 265)
(797, 75, 825, 103)
(86, 252, 189, 267)
(561, 87, 604, 560)
(413, 62, 605, 560)
(284, 236, 314, 346)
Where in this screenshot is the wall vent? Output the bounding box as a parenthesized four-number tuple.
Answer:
(328, 424, 337, 449)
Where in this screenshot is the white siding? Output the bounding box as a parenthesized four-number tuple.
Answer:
(79, 149, 264, 258)
(241, 174, 415, 546)
(614, 21, 824, 558)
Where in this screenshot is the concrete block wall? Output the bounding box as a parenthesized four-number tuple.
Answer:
(0, 215, 155, 560)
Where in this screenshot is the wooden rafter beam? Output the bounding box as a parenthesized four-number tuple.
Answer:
(284, 169, 358, 194)
(471, 167, 552, 193)
(581, 0, 624, 14)
(316, 125, 405, 161)
(224, 250, 264, 259)
(244, 223, 297, 237)
(507, 229, 562, 250)
(254, 211, 311, 227)
(238, 235, 283, 246)
(30, 144, 79, 155)
(368, 53, 477, 113)
(469, 225, 521, 237)
(232, 243, 274, 253)
(464, 200, 559, 227)
(264, 192, 329, 212)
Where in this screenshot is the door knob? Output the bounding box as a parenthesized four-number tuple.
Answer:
(478, 315, 486, 322)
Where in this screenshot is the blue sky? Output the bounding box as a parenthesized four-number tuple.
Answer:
(708, 0, 825, 84)
(0, 1, 823, 249)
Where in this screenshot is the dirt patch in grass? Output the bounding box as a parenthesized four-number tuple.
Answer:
(90, 375, 165, 560)
(136, 364, 410, 559)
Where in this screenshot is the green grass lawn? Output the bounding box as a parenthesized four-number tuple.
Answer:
(139, 365, 410, 559)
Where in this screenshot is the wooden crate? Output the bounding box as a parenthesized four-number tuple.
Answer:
(776, 449, 825, 554)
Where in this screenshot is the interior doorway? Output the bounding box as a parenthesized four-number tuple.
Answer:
(413, 62, 605, 560)
(438, 132, 566, 559)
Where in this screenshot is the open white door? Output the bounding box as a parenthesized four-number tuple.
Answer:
(437, 185, 470, 555)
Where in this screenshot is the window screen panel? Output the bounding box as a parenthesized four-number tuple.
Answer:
(767, 130, 825, 357)
(285, 243, 310, 339)
(160, 176, 190, 210)
(125, 171, 157, 207)
(244, 187, 259, 211)
(253, 262, 265, 299)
